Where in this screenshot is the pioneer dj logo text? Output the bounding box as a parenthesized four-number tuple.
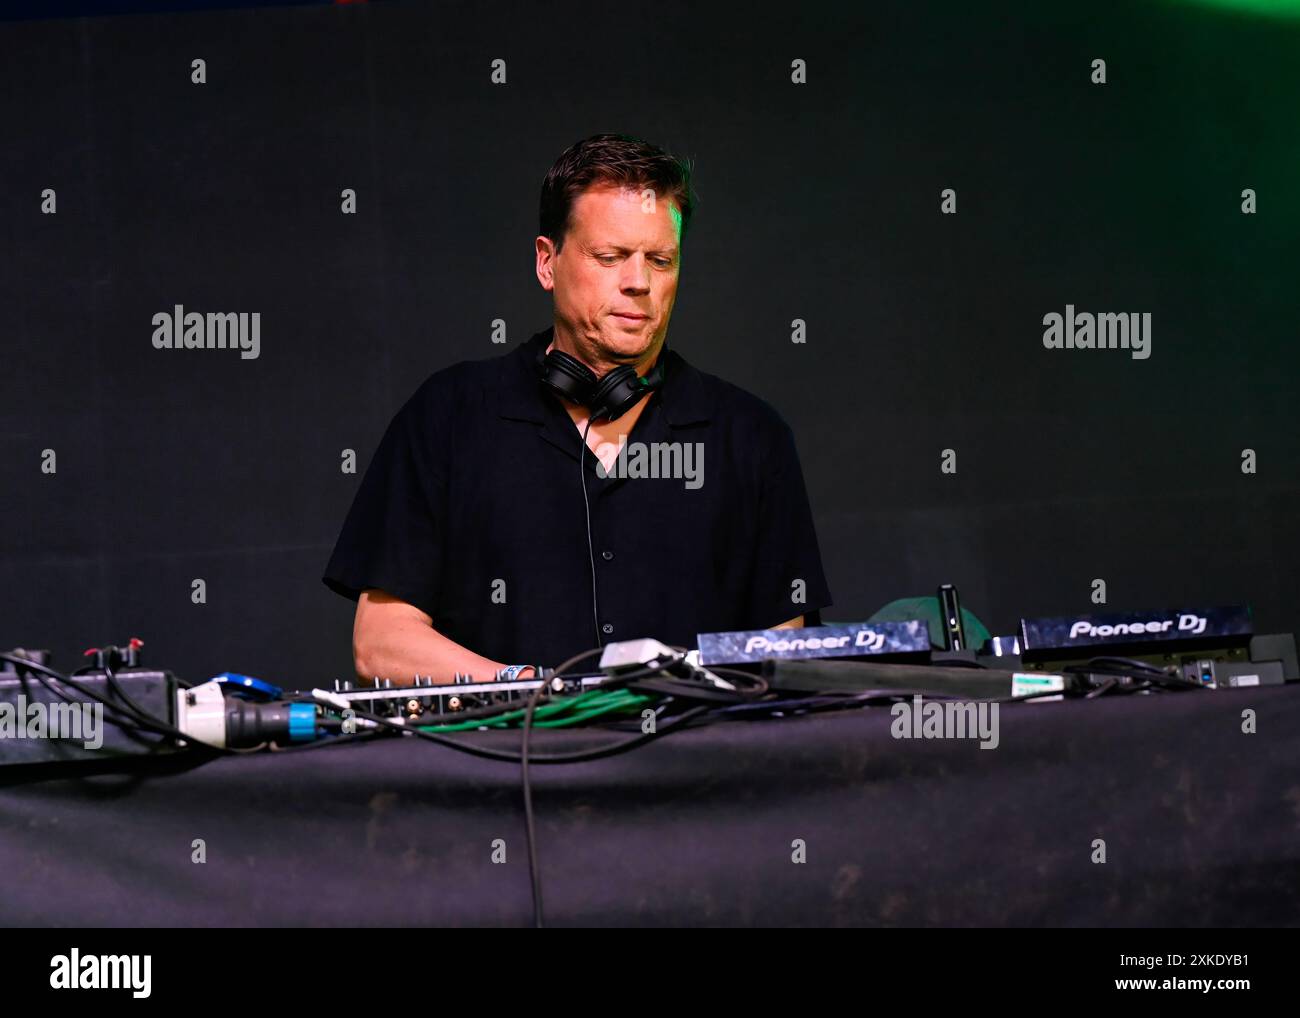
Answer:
(1069, 613, 1207, 639)
(50, 950, 151, 998)
(890, 694, 1000, 750)
(1042, 305, 1151, 360)
(744, 628, 885, 655)
(151, 305, 261, 360)
(594, 436, 704, 489)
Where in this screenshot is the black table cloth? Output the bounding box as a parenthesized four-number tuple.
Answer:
(2, 685, 1297, 926)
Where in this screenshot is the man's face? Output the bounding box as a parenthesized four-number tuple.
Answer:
(536, 182, 682, 370)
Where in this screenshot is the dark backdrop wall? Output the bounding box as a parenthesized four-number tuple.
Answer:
(3, 0, 1297, 688)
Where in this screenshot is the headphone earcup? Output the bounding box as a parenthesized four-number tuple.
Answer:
(587, 365, 644, 422)
(540, 350, 597, 407)
(538, 342, 667, 422)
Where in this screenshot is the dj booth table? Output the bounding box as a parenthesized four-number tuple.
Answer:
(2, 684, 1298, 927)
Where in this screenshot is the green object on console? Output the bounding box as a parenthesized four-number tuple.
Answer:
(862, 596, 993, 650)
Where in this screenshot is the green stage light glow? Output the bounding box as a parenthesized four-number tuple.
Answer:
(1175, 0, 1300, 16)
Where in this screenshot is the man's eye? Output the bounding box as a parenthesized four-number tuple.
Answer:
(597, 254, 672, 267)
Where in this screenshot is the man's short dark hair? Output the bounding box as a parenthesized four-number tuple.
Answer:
(539, 133, 696, 253)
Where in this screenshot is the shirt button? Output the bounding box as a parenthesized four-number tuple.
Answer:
(601, 623, 614, 635)
(601, 550, 614, 561)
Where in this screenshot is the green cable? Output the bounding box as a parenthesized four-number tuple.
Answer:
(415, 688, 655, 732)
(414, 688, 616, 732)
(533, 692, 654, 728)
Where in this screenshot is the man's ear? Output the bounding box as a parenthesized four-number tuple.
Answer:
(535, 236, 556, 291)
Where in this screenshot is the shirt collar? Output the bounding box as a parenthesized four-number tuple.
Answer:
(497, 324, 713, 427)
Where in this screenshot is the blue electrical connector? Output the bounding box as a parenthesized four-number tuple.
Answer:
(211, 672, 283, 701)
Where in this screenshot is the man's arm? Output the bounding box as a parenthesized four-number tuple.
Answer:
(352, 589, 533, 686)
(772, 615, 806, 629)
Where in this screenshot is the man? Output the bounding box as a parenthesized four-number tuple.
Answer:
(323, 133, 831, 686)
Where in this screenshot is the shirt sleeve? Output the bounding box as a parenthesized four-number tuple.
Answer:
(322, 382, 447, 621)
(744, 418, 833, 629)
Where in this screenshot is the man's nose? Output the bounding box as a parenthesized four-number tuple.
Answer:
(619, 253, 652, 292)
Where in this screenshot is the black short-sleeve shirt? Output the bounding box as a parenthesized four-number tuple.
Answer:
(323, 325, 833, 669)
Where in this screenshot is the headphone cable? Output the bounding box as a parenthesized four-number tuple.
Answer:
(579, 416, 602, 650)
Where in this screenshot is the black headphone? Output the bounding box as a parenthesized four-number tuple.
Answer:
(537, 337, 667, 422)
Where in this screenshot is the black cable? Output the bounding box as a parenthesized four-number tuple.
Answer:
(103, 663, 177, 736)
(90, 664, 198, 743)
(1084, 677, 1119, 699)
(1066, 656, 1174, 678)
(706, 691, 888, 719)
(345, 698, 709, 764)
(695, 665, 771, 697)
(510, 647, 670, 929)
(1062, 656, 1204, 693)
(11, 665, 150, 733)
(75, 658, 196, 691)
(340, 648, 697, 929)
(697, 682, 1131, 717)
(32, 669, 169, 747)
(520, 671, 549, 928)
(343, 676, 708, 931)
(319, 646, 735, 928)
(627, 676, 753, 703)
(578, 416, 602, 650)
(413, 694, 554, 725)
(267, 730, 385, 752)
(2, 654, 169, 737)
(622, 661, 769, 705)
(0, 653, 228, 751)
(552, 647, 604, 677)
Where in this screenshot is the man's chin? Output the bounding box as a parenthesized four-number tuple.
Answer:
(598, 327, 654, 359)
